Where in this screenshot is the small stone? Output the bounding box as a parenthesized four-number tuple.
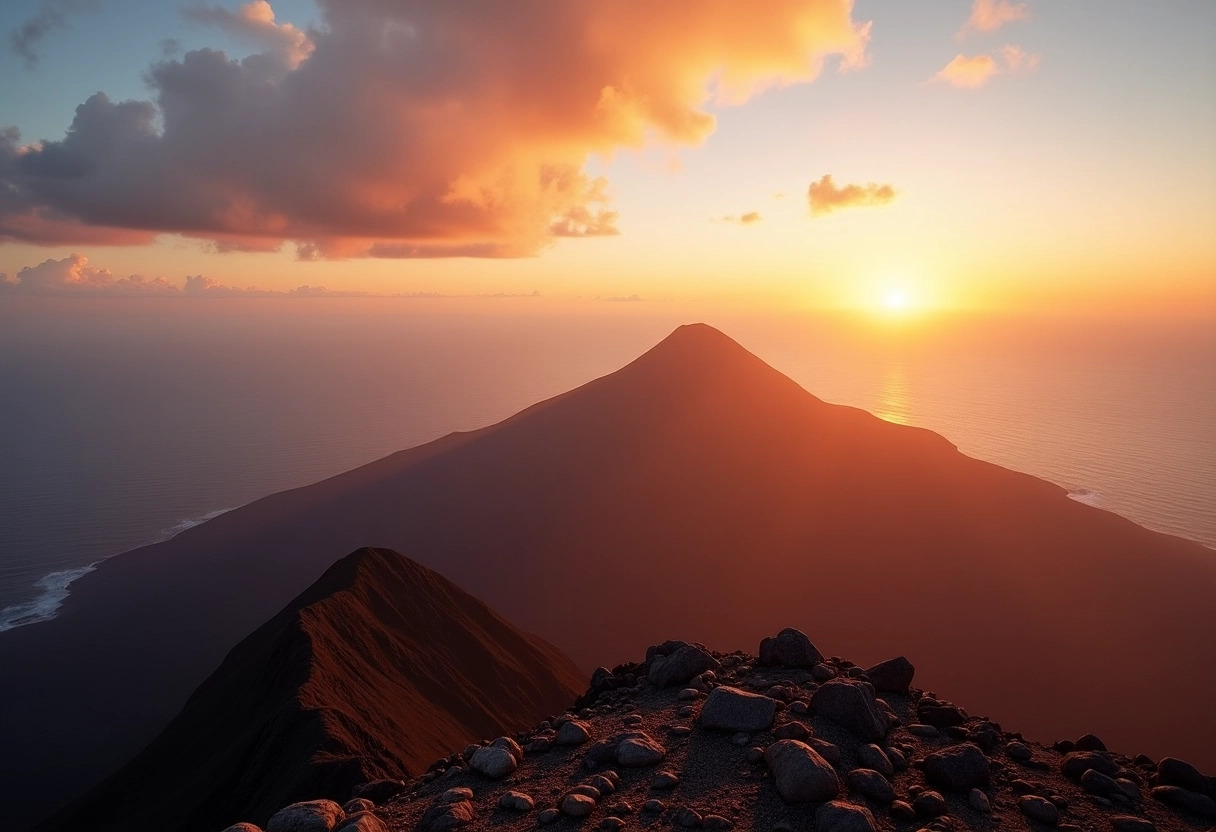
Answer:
(337, 816, 386, 832)
(765, 739, 840, 803)
(267, 800, 345, 832)
(889, 800, 916, 821)
(618, 733, 666, 766)
(603, 769, 622, 786)
(912, 790, 947, 817)
(1116, 779, 1142, 801)
(774, 721, 811, 740)
(907, 724, 939, 738)
(623, 714, 644, 726)
(601, 818, 625, 832)
(352, 780, 405, 804)
(437, 788, 473, 805)
(1019, 795, 1060, 825)
(747, 746, 765, 763)
(923, 743, 991, 790)
(676, 807, 704, 827)
(670, 725, 693, 737)
(587, 774, 616, 795)
(1151, 786, 1216, 817)
(499, 791, 534, 811)
(1110, 816, 1155, 832)
(419, 799, 473, 832)
(790, 701, 809, 715)
(606, 801, 633, 815)
(847, 768, 896, 804)
(342, 799, 374, 815)
(758, 628, 824, 668)
(538, 808, 561, 824)
(886, 746, 909, 770)
(969, 789, 991, 813)
(643, 799, 665, 812)
(732, 732, 752, 746)
(1082, 769, 1123, 795)
(865, 656, 915, 695)
(1007, 741, 1034, 761)
(816, 800, 878, 832)
(562, 793, 597, 817)
(679, 688, 701, 700)
(557, 720, 593, 745)
(568, 784, 602, 801)
(678, 705, 696, 718)
(917, 701, 968, 728)
(222, 826, 262, 832)
(704, 816, 734, 831)
(1075, 734, 1107, 752)
(700, 686, 778, 732)
(1062, 751, 1120, 780)
(809, 738, 842, 765)
(857, 744, 893, 777)
(653, 770, 681, 789)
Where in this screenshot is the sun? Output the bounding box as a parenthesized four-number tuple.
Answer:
(883, 289, 910, 312)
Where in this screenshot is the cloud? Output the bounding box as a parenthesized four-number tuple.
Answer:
(721, 211, 762, 224)
(806, 175, 896, 216)
(932, 45, 1039, 88)
(958, 0, 1029, 38)
(0, 1, 870, 258)
(9, 0, 99, 68)
(596, 294, 643, 302)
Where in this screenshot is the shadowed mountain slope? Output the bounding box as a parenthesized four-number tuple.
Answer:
(2, 323, 1214, 829)
(36, 547, 584, 832)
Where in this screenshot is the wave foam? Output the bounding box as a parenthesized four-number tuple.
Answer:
(1067, 488, 1102, 507)
(160, 507, 234, 540)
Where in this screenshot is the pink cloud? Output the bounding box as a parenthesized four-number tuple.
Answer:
(932, 45, 1040, 89)
(807, 175, 896, 216)
(959, 0, 1029, 38)
(1, 1, 871, 258)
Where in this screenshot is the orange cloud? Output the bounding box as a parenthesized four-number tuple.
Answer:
(807, 175, 896, 216)
(958, 0, 1029, 37)
(721, 211, 762, 224)
(933, 45, 1039, 89)
(1, 1, 871, 258)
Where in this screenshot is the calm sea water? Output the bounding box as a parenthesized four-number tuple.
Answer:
(1, 298, 1213, 629)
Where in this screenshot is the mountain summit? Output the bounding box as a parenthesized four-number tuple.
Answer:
(37, 547, 583, 832)
(2, 324, 1214, 828)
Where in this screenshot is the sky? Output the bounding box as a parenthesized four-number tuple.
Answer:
(1, 0, 1214, 315)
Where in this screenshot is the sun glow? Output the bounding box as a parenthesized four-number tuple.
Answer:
(884, 289, 910, 311)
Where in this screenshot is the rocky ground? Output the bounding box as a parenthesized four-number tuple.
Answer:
(230, 629, 1216, 832)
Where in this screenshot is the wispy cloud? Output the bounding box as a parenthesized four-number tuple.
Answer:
(721, 211, 762, 224)
(958, 0, 1029, 38)
(1, 1, 871, 259)
(9, 0, 99, 68)
(807, 175, 896, 216)
(932, 45, 1039, 89)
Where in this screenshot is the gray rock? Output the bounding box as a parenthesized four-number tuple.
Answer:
(923, 743, 990, 790)
(846, 769, 896, 804)
(774, 721, 811, 740)
(341, 799, 374, 815)
(557, 720, 592, 745)
(968, 788, 991, 813)
(335, 816, 386, 832)
(885, 746, 908, 770)
(648, 644, 721, 687)
(679, 688, 701, 700)
(906, 724, 938, 738)
(759, 628, 824, 668)
(469, 745, 516, 779)
(562, 793, 597, 817)
(911, 790, 946, 817)
(587, 774, 616, 795)
(538, 808, 560, 824)
(652, 770, 680, 789)
(810, 679, 887, 741)
(618, 732, 666, 766)
(704, 815, 734, 831)
(221, 825, 262, 832)
(1082, 769, 1123, 795)
(856, 744, 893, 777)
(1007, 741, 1034, 762)
(601, 819, 625, 832)
(864, 657, 915, 695)
(815, 801, 877, 832)
(419, 799, 474, 832)
(437, 788, 473, 804)
(1061, 751, 1119, 779)
(810, 738, 841, 765)
(1151, 786, 1216, 817)
(267, 801, 345, 832)
(1076, 734, 1107, 752)
(1158, 758, 1216, 799)
(765, 739, 840, 803)
(889, 800, 916, 821)
(1019, 795, 1060, 825)
(676, 807, 703, 827)
(1110, 816, 1155, 832)
(568, 784, 602, 801)
(644, 799, 665, 812)
(499, 791, 534, 811)
(700, 686, 778, 732)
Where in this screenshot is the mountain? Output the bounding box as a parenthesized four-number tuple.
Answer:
(366, 631, 1216, 831)
(2, 323, 1213, 829)
(36, 547, 584, 832)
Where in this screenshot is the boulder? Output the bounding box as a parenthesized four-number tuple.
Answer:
(221, 825, 262, 832)
(617, 733, 666, 766)
(810, 679, 887, 740)
(499, 791, 534, 811)
(765, 739, 840, 803)
(351, 780, 405, 804)
(846, 769, 895, 804)
(420, 798, 474, 832)
(856, 744, 893, 777)
(648, 643, 721, 687)
(701, 686, 778, 732)
(1158, 758, 1216, 798)
(864, 657, 915, 695)
(469, 737, 521, 779)
(561, 793, 597, 817)
(1151, 786, 1216, 817)
(335, 816, 387, 832)
(759, 628, 824, 668)
(341, 799, 374, 815)
(815, 800, 877, 832)
(1018, 795, 1059, 825)
(557, 720, 592, 745)
(923, 743, 991, 790)
(267, 801, 345, 832)
(1061, 751, 1119, 780)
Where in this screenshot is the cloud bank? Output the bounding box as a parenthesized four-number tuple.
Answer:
(1, 0, 870, 258)
(807, 174, 896, 216)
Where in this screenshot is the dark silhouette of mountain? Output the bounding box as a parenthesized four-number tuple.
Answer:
(36, 547, 583, 832)
(2, 324, 1213, 829)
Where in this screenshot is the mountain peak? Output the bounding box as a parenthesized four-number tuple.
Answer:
(642, 323, 752, 363)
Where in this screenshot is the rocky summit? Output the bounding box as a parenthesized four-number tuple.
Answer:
(221, 629, 1216, 832)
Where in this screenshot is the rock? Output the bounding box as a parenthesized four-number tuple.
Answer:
(676, 807, 703, 827)
(419, 798, 474, 832)
(886, 746, 908, 770)
(587, 774, 616, 795)
(469, 737, 521, 779)
(790, 701, 809, 715)
(1110, 817, 1155, 832)
(437, 788, 473, 804)
(568, 784, 602, 801)
(538, 808, 560, 824)
(812, 663, 836, 682)
(648, 644, 721, 687)
(1007, 741, 1034, 762)
(912, 790, 946, 817)
(601, 819, 626, 832)
(1082, 769, 1123, 795)
(670, 725, 693, 737)
(1116, 779, 1142, 801)
(1019, 795, 1060, 825)
(335, 817, 386, 832)
(815, 801, 877, 832)
(652, 770, 680, 789)
(222, 825, 262, 832)
(704, 816, 734, 831)
(917, 702, 967, 728)
(341, 799, 374, 815)
(605, 800, 633, 815)
(618, 732, 666, 766)
(267, 801, 345, 832)
(765, 739, 841, 803)
(1062, 751, 1120, 779)
(810, 738, 841, 765)
(907, 724, 939, 738)
(1151, 786, 1216, 817)
(856, 744, 893, 777)
(644, 799, 665, 812)
(969, 788, 991, 813)
(774, 721, 811, 740)
(557, 720, 592, 745)
(759, 628, 824, 668)
(351, 780, 405, 804)
(679, 688, 701, 700)
(847, 768, 896, 804)
(889, 800, 916, 821)
(701, 686, 778, 732)
(923, 743, 991, 790)
(623, 714, 644, 727)
(499, 791, 535, 811)
(1075, 734, 1107, 752)
(562, 793, 597, 817)
(811, 679, 887, 741)
(1158, 758, 1216, 798)
(747, 746, 765, 763)
(865, 657, 915, 695)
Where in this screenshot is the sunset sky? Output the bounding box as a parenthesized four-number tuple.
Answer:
(1, 0, 1213, 314)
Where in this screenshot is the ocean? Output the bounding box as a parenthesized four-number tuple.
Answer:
(1, 297, 1213, 630)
